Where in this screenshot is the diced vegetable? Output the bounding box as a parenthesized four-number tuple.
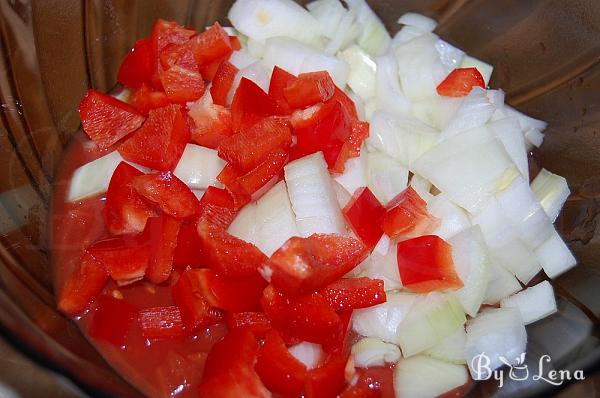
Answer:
(117, 38, 153, 89)
(397, 13, 437, 32)
(198, 186, 240, 229)
(427, 193, 471, 240)
(423, 327, 467, 364)
(187, 92, 234, 149)
(366, 151, 408, 205)
(226, 311, 272, 337)
(343, 187, 385, 250)
(320, 277, 386, 311)
(138, 306, 185, 339)
(334, 148, 368, 196)
(288, 341, 323, 370)
(359, 242, 403, 291)
(345, 0, 390, 57)
(131, 171, 200, 219)
(435, 40, 465, 73)
(190, 269, 267, 312)
(482, 260, 522, 305)
(531, 168, 571, 222)
(283, 71, 335, 109)
(68, 151, 128, 202)
(460, 55, 493, 86)
(172, 222, 205, 267)
(394, 355, 468, 398)
(172, 269, 224, 331)
(535, 229, 577, 279)
(501, 280, 557, 325)
(230, 77, 279, 132)
(211, 61, 239, 106)
(339, 45, 376, 101)
(488, 117, 529, 180)
(436, 68, 485, 97)
(375, 54, 411, 116)
(304, 353, 348, 398)
(351, 337, 400, 368)
(87, 235, 150, 285)
(380, 187, 437, 241)
(228, 61, 272, 104)
(89, 295, 138, 347)
(341, 367, 394, 398)
(173, 144, 226, 190)
(130, 83, 171, 115)
(439, 87, 495, 141)
(524, 128, 545, 149)
(143, 215, 181, 284)
(159, 64, 206, 103)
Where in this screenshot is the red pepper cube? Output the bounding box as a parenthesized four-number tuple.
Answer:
(343, 187, 385, 251)
(340, 366, 395, 398)
(79, 89, 145, 149)
(218, 116, 292, 172)
(159, 64, 206, 103)
(268, 66, 297, 115)
(138, 305, 186, 339)
(332, 119, 369, 173)
(304, 353, 349, 398)
(331, 87, 359, 120)
(173, 222, 205, 268)
(118, 104, 190, 171)
(231, 78, 280, 133)
(103, 162, 157, 235)
(131, 171, 200, 219)
(320, 277, 386, 311)
(143, 214, 182, 284)
(436, 67, 486, 97)
(87, 234, 150, 285)
(149, 19, 195, 88)
(191, 22, 233, 66)
(283, 71, 336, 110)
(89, 295, 138, 347)
(188, 94, 234, 149)
(265, 234, 367, 297)
(130, 83, 171, 116)
(211, 61, 239, 106)
(117, 38, 153, 89)
(197, 186, 238, 229)
(57, 251, 110, 316)
(396, 235, 463, 293)
(255, 330, 308, 396)
(159, 41, 198, 72)
(172, 269, 224, 332)
(229, 149, 289, 197)
(225, 311, 271, 338)
(380, 187, 438, 240)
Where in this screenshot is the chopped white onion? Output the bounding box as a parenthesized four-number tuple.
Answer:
(366, 151, 408, 204)
(524, 128, 545, 149)
(435, 39, 465, 73)
(68, 152, 134, 202)
(331, 179, 352, 209)
(351, 337, 401, 367)
(411, 96, 463, 130)
(439, 87, 495, 142)
(503, 105, 548, 133)
(391, 25, 426, 47)
(482, 260, 522, 305)
(531, 168, 570, 222)
(409, 174, 434, 203)
(501, 281, 557, 325)
(246, 38, 266, 58)
(227, 202, 258, 244)
(424, 327, 467, 365)
(306, 0, 347, 39)
(229, 48, 258, 69)
(394, 355, 469, 398)
(374, 55, 411, 116)
(427, 193, 471, 240)
(228, 61, 271, 104)
(333, 148, 368, 196)
(360, 243, 402, 291)
(324, 9, 360, 55)
(535, 229, 576, 279)
(173, 144, 225, 190)
(397, 12, 436, 32)
(339, 45, 377, 100)
(372, 234, 390, 256)
(492, 239, 542, 285)
(488, 117, 529, 180)
(288, 341, 323, 370)
(345, 0, 391, 57)
(460, 55, 493, 86)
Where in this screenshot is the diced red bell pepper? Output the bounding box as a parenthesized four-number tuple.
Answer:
(198, 328, 271, 398)
(160, 64, 205, 103)
(379, 187, 438, 240)
(197, 186, 238, 229)
(87, 234, 150, 285)
(130, 83, 171, 116)
(261, 285, 344, 346)
(159, 41, 198, 72)
(268, 66, 297, 115)
(131, 171, 200, 219)
(230, 35, 242, 51)
(150, 19, 195, 88)
(173, 221, 205, 267)
(304, 353, 349, 398)
(284, 71, 336, 110)
(228, 149, 289, 197)
(342, 187, 385, 251)
(216, 163, 241, 188)
(172, 268, 224, 331)
(57, 251, 110, 316)
(225, 311, 272, 338)
(331, 310, 354, 355)
(218, 116, 292, 172)
(332, 120, 369, 173)
(188, 94, 234, 149)
(88, 295, 138, 347)
(320, 277, 386, 311)
(143, 214, 181, 284)
(331, 87, 359, 120)
(340, 367, 395, 398)
(118, 104, 190, 171)
(436, 67, 485, 97)
(197, 221, 267, 278)
(231, 78, 280, 132)
(255, 329, 308, 396)
(138, 305, 186, 339)
(103, 162, 157, 235)
(79, 89, 145, 149)
(199, 56, 226, 82)
(290, 103, 325, 129)
(266, 234, 367, 297)
(117, 38, 153, 89)
(211, 61, 239, 106)
(157, 351, 205, 398)
(396, 235, 463, 293)
(192, 22, 233, 66)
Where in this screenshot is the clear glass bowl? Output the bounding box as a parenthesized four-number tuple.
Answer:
(0, 0, 598, 397)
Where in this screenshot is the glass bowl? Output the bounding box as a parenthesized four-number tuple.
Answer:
(0, 0, 598, 397)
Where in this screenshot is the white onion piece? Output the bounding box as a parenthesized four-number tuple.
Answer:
(470, 197, 516, 249)
(227, 202, 258, 244)
(262, 37, 312, 76)
(246, 37, 266, 58)
(173, 144, 226, 190)
(332, 179, 352, 209)
(535, 229, 576, 279)
(435, 39, 465, 73)
(524, 128, 545, 149)
(228, 0, 321, 45)
(339, 45, 376, 100)
(465, 308, 527, 380)
(375, 55, 411, 116)
(228, 61, 271, 104)
(424, 327, 467, 364)
(345, 0, 391, 57)
(360, 243, 402, 291)
(394, 356, 469, 398)
(306, 0, 347, 39)
(460, 55, 493, 86)
(372, 234, 390, 256)
(351, 337, 401, 367)
(488, 117, 529, 180)
(483, 260, 522, 305)
(324, 9, 360, 55)
(492, 239, 542, 285)
(284, 152, 346, 236)
(191, 189, 205, 200)
(531, 168, 570, 222)
(503, 105, 548, 133)
(411, 96, 463, 130)
(288, 341, 323, 370)
(366, 151, 408, 204)
(439, 87, 495, 142)
(397, 292, 466, 357)
(229, 48, 258, 69)
(486, 89, 505, 109)
(334, 146, 368, 195)
(501, 281, 557, 325)
(68, 151, 132, 202)
(427, 194, 471, 240)
(301, 51, 350, 88)
(409, 174, 434, 203)
(397, 12, 437, 32)
(449, 227, 490, 316)
(391, 25, 426, 47)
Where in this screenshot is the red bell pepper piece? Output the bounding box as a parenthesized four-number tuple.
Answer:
(261, 285, 344, 346)
(283, 71, 336, 110)
(131, 171, 200, 219)
(118, 104, 190, 170)
(320, 277, 386, 311)
(268, 66, 297, 115)
(216, 163, 241, 188)
(197, 186, 238, 229)
(150, 19, 195, 88)
(188, 94, 234, 149)
(117, 38, 153, 89)
(396, 235, 463, 293)
(88, 295, 138, 347)
(103, 162, 157, 235)
(173, 221, 205, 267)
(211, 61, 239, 106)
(159, 64, 205, 103)
(340, 367, 395, 398)
(343, 187, 385, 251)
(79, 89, 145, 149)
(138, 305, 186, 339)
(231, 78, 280, 132)
(172, 269, 224, 331)
(332, 119, 369, 173)
(159, 41, 198, 72)
(436, 67, 485, 97)
(130, 83, 171, 116)
(57, 251, 110, 316)
(198, 328, 271, 398)
(265, 234, 367, 297)
(379, 187, 438, 240)
(198, 221, 268, 278)
(87, 234, 150, 285)
(255, 330, 308, 396)
(230, 35, 242, 51)
(228, 149, 289, 197)
(199, 56, 225, 82)
(218, 116, 293, 172)
(331, 87, 359, 120)
(226, 311, 272, 338)
(143, 214, 181, 284)
(192, 22, 233, 66)
(304, 353, 349, 398)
